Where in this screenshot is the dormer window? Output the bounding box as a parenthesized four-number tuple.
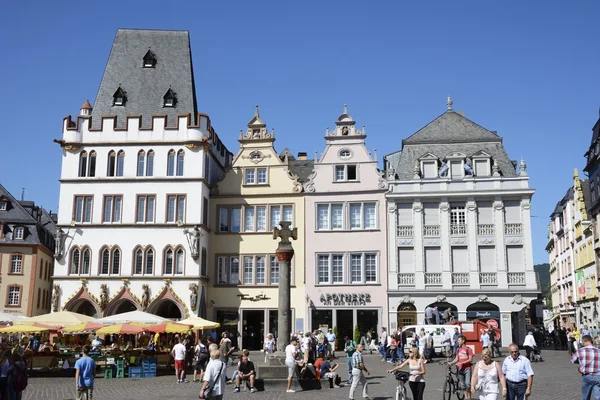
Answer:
(13, 227, 24, 240)
(163, 88, 177, 108)
(471, 151, 492, 177)
(143, 50, 157, 68)
(0, 201, 6, 211)
(418, 152, 439, 179)
(113, 87, 127, 106)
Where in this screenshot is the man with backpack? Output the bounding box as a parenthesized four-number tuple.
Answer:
(74, 345, 95, 400)
(193, 338, 210, 383)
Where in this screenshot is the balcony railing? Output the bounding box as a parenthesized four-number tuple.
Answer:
(452, 273, 470, 285)
(479, 272, 498, 285)
(507, 272, 526, 285)
(397, 225, 414, 237)
(397, 273, 415, 287)
(423, 225, 440, 236)
(505, 223, 523, 235)
(424, 273, 443, 286)
(477, 224, 495, 235)
(450, 224, 467, 236)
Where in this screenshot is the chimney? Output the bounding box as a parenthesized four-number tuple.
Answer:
(297, 152, 307, 161)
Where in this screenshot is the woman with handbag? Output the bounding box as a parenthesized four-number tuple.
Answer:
(200, 350, 226, 400)
(470, 348, 506, 400)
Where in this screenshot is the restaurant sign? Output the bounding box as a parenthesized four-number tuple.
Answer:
(467, 311, 500, 319)
(319, 293, 371, 306)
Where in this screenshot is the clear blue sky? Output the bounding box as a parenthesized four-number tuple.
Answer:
(1, 1, 598, 265)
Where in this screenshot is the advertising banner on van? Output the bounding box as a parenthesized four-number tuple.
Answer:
(467, 311, 500, 319)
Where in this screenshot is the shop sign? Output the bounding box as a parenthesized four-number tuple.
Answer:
(319, 293, 371, 306)
(467, 311, 500, 319)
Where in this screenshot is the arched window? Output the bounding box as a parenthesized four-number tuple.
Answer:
(176, 150, 185, 176)
(146, 150, 154, 177)
(134, 247, 143, 274)
(145, 248, 154, 275)
(100, 248, 110, 274)
(107, 151, 116, 177)
(112, 248, 121, 275)
(175, 248, 184, 274)
(164, 248, 174, 274)
(78, 151, 88, 177)
(167, 150, 175, 176)
(89, 151, 97, 177)
(116, 150, 125, 177)
(137, 151, 145, 177)
(70, 248, 80, 274)
(82, 248, 91, 274)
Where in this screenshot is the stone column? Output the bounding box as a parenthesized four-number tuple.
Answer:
(276, 245, 294, 353)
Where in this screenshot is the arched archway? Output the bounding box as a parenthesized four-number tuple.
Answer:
(104, 299, 139, 316)
(68, 299, 99, 318)
(397, 302, 417, 329)
(149, 299, 183, 320)
(426, 301, 458, 324)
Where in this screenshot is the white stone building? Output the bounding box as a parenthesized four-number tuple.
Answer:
(52, 29, 231, 319)
(384, 98, 538, 346)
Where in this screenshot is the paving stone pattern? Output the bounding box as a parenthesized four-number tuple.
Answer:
(22, 349, 581, 400)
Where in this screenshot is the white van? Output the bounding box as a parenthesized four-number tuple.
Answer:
(402, 325, 461, 355)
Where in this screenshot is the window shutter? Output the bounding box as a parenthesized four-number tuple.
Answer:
(451, 247, 469, 273)
(398, 249, 414, 273)
(506, 246, 524, 272)
(423, 203, 439, 225)
(478, 247, 496, 273)
(396, 204, 413, 225)
(424, 248, 441, 273)
(477, 202, 494, 224)
(504, 201, 521, 223)
(423, 161, 437, 178)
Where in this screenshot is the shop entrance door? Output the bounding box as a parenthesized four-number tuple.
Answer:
(357, 310, 379, 340)
(268, 310, 278, 340)
(242, 310, 264, 350)
(336, 310, 353, 350)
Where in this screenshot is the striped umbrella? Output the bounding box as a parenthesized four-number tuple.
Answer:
(96, 323, 148, 335)
(60, 322, 105, 334)
(146, 322, 192, 334)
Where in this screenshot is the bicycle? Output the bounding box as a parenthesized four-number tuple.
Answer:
(393, 370, 410, 400)
(440, 361, 465, 400)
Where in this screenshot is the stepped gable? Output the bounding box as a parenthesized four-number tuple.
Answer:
(91, 29, 198, 129)
(392, 110, 517, 180)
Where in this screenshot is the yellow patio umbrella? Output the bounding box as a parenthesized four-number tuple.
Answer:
(60, 322, 105, 334)
(178, 316, 220, 330)
(0, 324, 50, 333)
(96, 323, 149, 335)
(20, 311, 94, 327)
(146, 322, 192, 334)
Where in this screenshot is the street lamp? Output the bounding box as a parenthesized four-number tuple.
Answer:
(183, 225, 202, 259)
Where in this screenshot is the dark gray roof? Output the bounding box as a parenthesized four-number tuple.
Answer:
(550, 187, 573, 217)
(91, 29, 198, 129)
(0, 184, 56, 251)
(582, 180, 592, 212)
(389, 110, 517, 180)
(279, 148, 295, 161)
(403, 111, 502, 144)
(289, 160, 314, 184)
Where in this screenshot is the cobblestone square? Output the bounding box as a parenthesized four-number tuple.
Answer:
(21, 349, 581, 400)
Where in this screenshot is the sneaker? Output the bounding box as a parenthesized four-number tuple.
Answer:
(182, 379, 189, 383)
(250, 387, 257, 393)
(177, 380, 181, 384)
(287, 389, 295, 393)
(226, 380, 233, 385)
(234, 387, 240, 393)
(387, 360, 393, 364)
(347, 381, 352, 385)
(334, 385, 341, 388)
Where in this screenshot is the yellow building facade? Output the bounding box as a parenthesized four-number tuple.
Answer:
(572, 169, 598, 326)
(208, 108, 310, 350)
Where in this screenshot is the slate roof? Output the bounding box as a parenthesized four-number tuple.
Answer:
(0, 184, 56, 251)
(582, 180, 592, 212)
(91, 29, 198, 129)
(289, 160, 314, 184)
(389, 110, 518, 180)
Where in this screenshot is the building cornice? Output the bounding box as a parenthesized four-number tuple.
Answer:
(54, 223, 210, 233)
(387, 189, 535, 198)
(59, 177, 211, 187)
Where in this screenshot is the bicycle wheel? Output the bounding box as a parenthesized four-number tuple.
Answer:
(442, 379, 453, 400)
(454, 382, 465, 400)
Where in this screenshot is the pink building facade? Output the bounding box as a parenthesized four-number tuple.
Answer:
(303, 106, 388, 342)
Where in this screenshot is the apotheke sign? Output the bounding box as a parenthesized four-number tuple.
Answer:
(319, 293, 371, 306)
(467, 311, 500, 319)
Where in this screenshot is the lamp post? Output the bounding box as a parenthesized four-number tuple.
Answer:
(183, 225, 202, 259)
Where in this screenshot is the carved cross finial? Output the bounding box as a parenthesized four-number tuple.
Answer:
(343, 104, 348, 114)
(519, 158, 527, 176)
(447, 96, 453, 111)
(273, 221, 298, 245)
(254, 105, 260, 118)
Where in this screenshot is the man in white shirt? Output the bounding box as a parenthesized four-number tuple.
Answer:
(502, 344, 534, 400)
(301, 332, 311, 363)
(480, 330, 490, 350)
(379, 327, 389, 362)
(522, 331, 537, 360)
(201, 350, 227, 400)
(326, 328, 336, 358)
(285, 337, 301, 393)
(172, 337, 188, 383)
(441, 328, 452, 361)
